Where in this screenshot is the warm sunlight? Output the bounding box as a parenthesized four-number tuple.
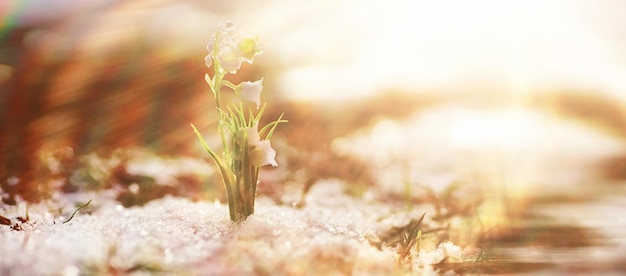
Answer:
(238, 0, 626, 102)
(2, 0, 626, 274)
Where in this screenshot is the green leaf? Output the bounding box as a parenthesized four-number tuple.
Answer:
(191, 123, 238, 220)
(259, 113, 287, 140)
(252, 103, 267, 126)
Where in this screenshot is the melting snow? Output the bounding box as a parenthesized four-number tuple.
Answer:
(0, 182, 461, 275)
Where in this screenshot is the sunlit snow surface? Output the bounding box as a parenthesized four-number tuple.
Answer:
(334, 106, 626, 198)
(0, 182, 462, 275)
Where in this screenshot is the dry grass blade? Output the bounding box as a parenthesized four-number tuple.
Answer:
(63, 200, 92, 224)
(377, 213, 426, 260)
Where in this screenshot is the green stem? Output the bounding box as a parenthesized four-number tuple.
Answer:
(222, 80, 238, 92)
(212, 67, 230, 157)
(241, 130, 253, 216)
(250, 167, 259, 215)
(231, 128, 255, 221)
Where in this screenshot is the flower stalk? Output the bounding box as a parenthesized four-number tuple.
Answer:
(192, 22, 286, 222)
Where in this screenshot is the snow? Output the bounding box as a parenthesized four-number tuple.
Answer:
(334, 105, 626, 201)
(0, 182, 461, 275)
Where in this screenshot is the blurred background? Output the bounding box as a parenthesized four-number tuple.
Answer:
(2, 0, 626, 205)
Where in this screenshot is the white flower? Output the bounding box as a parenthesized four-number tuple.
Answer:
(246, 124, 261, 146)
(245, 124, 278, 167)
(216, 43, 243, 73)
(238, 79, 263, 108)
(205, 21, 262, 74)
(250, 140, 277, 167)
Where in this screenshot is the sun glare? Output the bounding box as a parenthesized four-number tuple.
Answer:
(241, 0, 626, 102)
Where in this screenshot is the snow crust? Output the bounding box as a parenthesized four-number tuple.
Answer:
(0, 182, 461, 275)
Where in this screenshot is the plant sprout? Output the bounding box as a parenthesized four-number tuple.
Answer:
(191, 21, 286, 222)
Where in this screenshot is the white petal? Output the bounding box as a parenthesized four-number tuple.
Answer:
(246, 124, 261, 147)
(251, 140, 277, 167)
(219, 21, 236, 34)
(239, 79, 263, 108)
(217, 44, 244, 74)
(204, 54, 213, 68)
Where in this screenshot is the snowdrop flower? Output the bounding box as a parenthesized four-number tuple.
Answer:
(246, 124, 261, 147)
(246, 124, 278, 167)
(205, 21, 262, 74)
(193, 21, 285, 222)
(238, 79, 263, 109)
(251, 140, 277, 167)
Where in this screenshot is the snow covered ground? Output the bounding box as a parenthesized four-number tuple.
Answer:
(1, 181, 465, 275)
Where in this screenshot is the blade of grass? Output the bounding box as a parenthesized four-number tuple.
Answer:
(63, 199, 92, 224)
(259, 113, 287, 139)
